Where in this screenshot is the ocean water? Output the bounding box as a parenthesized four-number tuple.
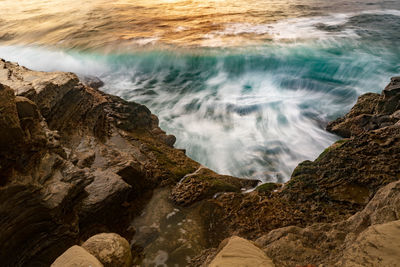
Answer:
(1, 0, 400, 182)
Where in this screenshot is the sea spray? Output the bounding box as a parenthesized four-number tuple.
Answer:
(1, 10, 399, 181)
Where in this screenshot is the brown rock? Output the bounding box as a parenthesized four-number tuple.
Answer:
(208, 236, 275, 267)
(253, 180, 400, 267)
(338, 220, 400, 266)
(51, 246, 103, 267)
(0, 59, 200, 266)
(327, 77, 400, 137)
(0, 83, 24, 151)
(82, 233, 132, 267)
(80, 75, 104, 89)
(171, 167, 258, 206)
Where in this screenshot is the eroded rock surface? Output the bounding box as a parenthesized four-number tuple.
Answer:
(82, 233, 132, 267)
(171, 167, 259, 206)
(51, 246, 103, 267)
(2, 58, 400, 267)
(327, 77, 400, 137)
(208, 236, 275, 267)
(0, 59, 201, 266)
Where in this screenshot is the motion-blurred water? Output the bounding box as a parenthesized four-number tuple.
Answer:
(1, 0, 400, 181)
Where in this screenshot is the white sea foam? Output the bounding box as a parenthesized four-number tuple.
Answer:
(211, 9, 400, 42)
(0, 10, 397, 181)
(0, 45, 108, 75)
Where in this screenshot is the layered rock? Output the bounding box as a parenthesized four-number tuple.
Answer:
(0, 59, 201, 266)
(327, 77, 400, 137)
(255, 179, 400, 266)
(171, 167, 259, 206)
(2, 58, 400, 267)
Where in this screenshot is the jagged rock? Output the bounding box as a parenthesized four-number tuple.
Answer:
(194, 124, 400, 250)
(327, 78, 400, 137)
(82, 233, 132, 267)
(80, 75, 104, 89)
(377, 76, 400, 114)
(0, 88, 92, 266)
(79, 170, 131, 225)
(2, 60, 400, 267)
(51, 246, 103, 267)
(208, 236, 275, 267)
(254, 180, 400, 267)
(339, 220, 400, 266)
(171, 167, 259, 206)
(0, 84, 25, 174)
(0, 59, 200, 266)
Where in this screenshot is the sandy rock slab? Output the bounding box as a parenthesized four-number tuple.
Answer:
(52, 233, 133, 267)
(51, 246, 103, 267)
(339, 220, 400, 267)
(208, 236, 275, 267)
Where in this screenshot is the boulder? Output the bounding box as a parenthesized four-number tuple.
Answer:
(209, 236, 275, 267)
(82, 233, 132, 267)
(327, 77, 400, 138)
(51, 246, 103, 267)
(338, 220, 400, 266)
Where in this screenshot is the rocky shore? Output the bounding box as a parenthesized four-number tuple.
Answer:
(0, 58, 399, 266)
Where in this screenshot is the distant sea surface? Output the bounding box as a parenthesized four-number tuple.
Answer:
(1, 0, 400, 181)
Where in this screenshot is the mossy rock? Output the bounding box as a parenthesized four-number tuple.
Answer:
(171, 168, 258, 206)
(316, 139, 348, 162)
(256, 183, 280, 194)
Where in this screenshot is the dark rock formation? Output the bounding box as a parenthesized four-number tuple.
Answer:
(171, 167, 259, 206)
(2, 57, 399, 267)
(79, 75, 105, 89)
(327, 77, 400, 137)
(0, 59, 200, 266)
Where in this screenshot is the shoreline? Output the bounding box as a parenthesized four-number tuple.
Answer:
(0, 58, 399, 266)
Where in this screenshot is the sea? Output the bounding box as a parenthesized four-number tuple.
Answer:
(1, 0, 400, 182)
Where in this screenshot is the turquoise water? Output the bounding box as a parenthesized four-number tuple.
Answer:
(1, 8, 400, 181)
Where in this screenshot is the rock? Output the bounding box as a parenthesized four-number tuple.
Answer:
(256, 182, 281, 194)
(251, 180, 400, 267)
(171, 167, 259, 206)
(79, 170, 131, 225)
(208, 236, 275, 267)
(338, 220, 400, 267)
(2, 60, 400, 267)
(0, 83, 25, 152)
(392, 109, 400, 119)
(160, 134, 176, 147)
(196, 124, 400, 249)
(82, 233, 132, 267)
(51, 245, 103, 267)
(0, 59, 200, 266)
(327, 77, 400, 138)
(80, 75, 105, 89)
